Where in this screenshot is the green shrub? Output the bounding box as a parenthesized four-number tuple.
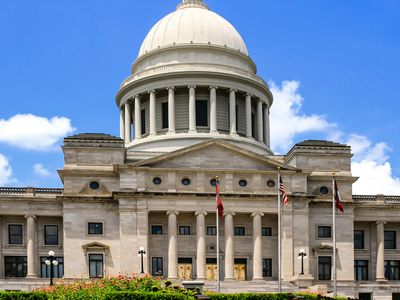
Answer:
(0, 291, 48, 300)
(104, 291, 192, 300)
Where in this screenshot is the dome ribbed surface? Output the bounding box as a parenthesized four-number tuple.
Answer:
(138, 4, 248, 56)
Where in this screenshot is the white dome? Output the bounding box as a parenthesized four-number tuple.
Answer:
(138, 0, 248, 57)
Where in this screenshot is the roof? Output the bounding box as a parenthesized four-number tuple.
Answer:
(295, 140, 347, 148)
(64, 133, 122, 141)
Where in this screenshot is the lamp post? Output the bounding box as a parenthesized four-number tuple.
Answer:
(138, 247, 146, 274)
(298, 249, 307, 275)
(45, 251, 59, 286)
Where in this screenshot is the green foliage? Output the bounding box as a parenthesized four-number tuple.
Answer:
(205, 293, 326, 300)
(0, 291, 48, 300)
(104, 291, 192, 299)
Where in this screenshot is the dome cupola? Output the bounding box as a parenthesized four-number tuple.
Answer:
(116, 0, 273, 159)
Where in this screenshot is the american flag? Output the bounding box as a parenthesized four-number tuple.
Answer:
(334, 179, 344, 213)
(279, 176, 289, 206)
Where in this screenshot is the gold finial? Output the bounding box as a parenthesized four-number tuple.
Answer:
(332, 172, 336, 177)
(216, 176, 219, 180)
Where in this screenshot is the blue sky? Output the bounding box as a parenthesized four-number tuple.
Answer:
(0, 0, 399, 193)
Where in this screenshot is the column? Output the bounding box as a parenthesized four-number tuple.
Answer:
(196, 211, 207, 280)
(149, 90, 156, 136)
(263, 105, 270, 147)
(245, 93, 252, 138)
(376, 221, 387, 281)
(257, 100, 264, 143)
(209, 86, 218, 133)
(229, 89, 237, 135)
(119, 106, 125, 140)
(224, 211, 235, 280)
(124, 101, 132, 143)
(25, 215, 38, 278)
(252, 212, 264, 280)
(167, 87, 175, 134)
(188, 86, 196, 133)
(167, 210, 179, 279)
(134, 95, 141, 140)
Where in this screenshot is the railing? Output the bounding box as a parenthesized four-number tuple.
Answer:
(353, 195, 400, 203)
(384, 196, 400, 203)
(352, 195, 377, 202)
(0, 187, 63, 195)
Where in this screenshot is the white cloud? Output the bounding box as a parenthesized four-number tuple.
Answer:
(269, 80, 337, 153)
(269, 80, 400, 195)
(0, 114, 75, 151)
(0, 153, 13, 185)
(33, 163, 52, 177)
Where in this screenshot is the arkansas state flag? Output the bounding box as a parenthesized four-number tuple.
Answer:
(334, 179, 344, 213)
(216, 179, 224, 217)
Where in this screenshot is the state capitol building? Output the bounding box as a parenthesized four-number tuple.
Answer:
(0, 1, 399, 299)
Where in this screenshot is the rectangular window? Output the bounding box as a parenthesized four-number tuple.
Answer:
(251, 113, 256, 139)
(4, 256, 27, 277)
(151, 225, 162, 235)
(152, 257, 163, 276)
(89, 254, 104, 278)
(234, 227, 245, 236)
(141, 109, 146, 135)
(235, 104, 239, 131)
(262, 227, 272, 236)
(318, 256, 331, 280)
(354, 230, 365, 249)
(358, 293, 372, 300)
(40, 257, 64, 278)
(318, 226, 332, 238)
(196, 100, 208, 127)
(385, 230, 396, 249)
(162, 102, 168, 129)
(44, 225, 59, 245)
(88, 222, 103, 235)
(8, 224, 23, 244)
(179, 226, 190, 235)
(262, 258, 272, 277)
(355, 260, 368, 281)
(207, 226, 217, 236)
(385, 260, 400, 280)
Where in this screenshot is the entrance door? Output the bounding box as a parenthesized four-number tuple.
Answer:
(206, 258, 217, 281)
(234, 258, 247, 281)
(178, 258, 193, 280)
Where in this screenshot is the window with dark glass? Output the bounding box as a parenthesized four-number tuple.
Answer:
(355, 260, 368, 281)
(385, 230, 396, 249)
(44, 225, 59, 245)
(153, 177, 162, 185)
(141, 109, 146, 135)
(88, 222, 103, 235)
(262, 258, 272, 277)
(207, 226, 217, 236)
(152, 257, 163, 276)
(318, 256, 331, 280)
(89, 254, 104, 278)
(4, 256, 27, 277)
(210, 179, 217, 186)
(40, 257, 64, 278)
(8, 224, 23, 244)
(354, 230, 364, 249)
(234, 227, 245, 236)
(262, 227, 272, 236)
(235, 104, 239, 131)
(162, 102, 168, 129)
(179, 226, 190, 235)
(238, 179, 247, 187)
(318, 226, 332, 238)
(196, 100, 208, 127)
(251, 113, 256, 139)
(151, 225, 162, 235)
(385, 260, 400, 280)
(358, 293, 372, 300)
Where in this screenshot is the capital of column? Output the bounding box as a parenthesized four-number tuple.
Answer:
(148, 90, 157, 94)
(24, 215, 37, 220)
(223, 211, 236, 217)
(376, 221, 387, 225)
(166, 87, 175, 91)
(209, 86, 218, 90)
(195, 211, 208, 217)
(134, 94, 141, 100)
(229, 88, 237, 93)
(251, 212, 264, 218)
(167, 210, 179, 216)
(245, 92, 252, 97)
(188, 85, 196, 90)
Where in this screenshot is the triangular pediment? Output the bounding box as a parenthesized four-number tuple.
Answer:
(132, 140, 298, 172)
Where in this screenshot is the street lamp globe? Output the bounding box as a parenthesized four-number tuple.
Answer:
(45, 260, 51, 266)
(48, 250, 55, 257)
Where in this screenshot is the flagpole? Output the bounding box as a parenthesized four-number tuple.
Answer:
(277, 168, 282, 293)
(216, 176, 221, 293)
(332, 173, 337, 297)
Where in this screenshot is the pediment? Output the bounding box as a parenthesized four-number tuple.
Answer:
(132, 140, 298, 172)
(82, 242, 110, 255)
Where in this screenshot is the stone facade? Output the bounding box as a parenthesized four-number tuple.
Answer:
(1, 1, 399, 299)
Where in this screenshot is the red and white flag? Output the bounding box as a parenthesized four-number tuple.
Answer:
(334, 179, 344, 213)
(279, 176, 289, 206)
(216, 179, 224, 217)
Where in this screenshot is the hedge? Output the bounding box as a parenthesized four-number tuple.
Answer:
(0, 291, 193, 300)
